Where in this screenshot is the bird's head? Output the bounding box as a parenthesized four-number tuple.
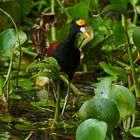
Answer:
(71, 18, 90, 39)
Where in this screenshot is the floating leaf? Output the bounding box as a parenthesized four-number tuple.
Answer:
(133, 27, 140, 52)
(110, 85, 135, 121)
(130, 126, 140, 138)
(76, 119, 107, 140)
(77, 98, 120, 133)
(94, 77, 117, 98)
(95, 77, 135, 122)
(0, 28, 27, 58)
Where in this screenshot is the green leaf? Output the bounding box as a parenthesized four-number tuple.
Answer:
(95, 77, 136, 121)
(10, 94, 21, 99)
(130, 126, 140, 138)
(76, 119, 107, 140)
(133, 27, 140, 52)
(110, 85, 136, 121)
(99, 62, 127, 82)
(113, 24, 126, 44)
(95, 77, 117, 98)
(101, 4, 128, 17)
(77, 98, 120, 133)
(136, 5, 140, 15)
(67, 0, 90, 22)
(111, 0, 128, 9)
(129, 0, 139, 6)
(90, 0, 99, 9)
(27, 57, 60, 80)
(0, 28, 27, 58)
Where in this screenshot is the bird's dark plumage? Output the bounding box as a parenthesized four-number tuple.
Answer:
(47, 18, 89, 82)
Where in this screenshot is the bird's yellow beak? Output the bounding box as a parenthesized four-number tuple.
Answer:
(80, 27, 90, 39)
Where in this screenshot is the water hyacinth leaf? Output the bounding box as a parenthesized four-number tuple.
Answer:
(130, 126, 140, 138)
(132, 27, 140, 52)
(110, 85, 135, 121)
(67, 0, 90, 22)
(77, 98, 120, 133)
(114, 24, 126, 44)
(0, 28, 27, 58)
(99, 62, 127, 82)
(101, 4, 127, 17)
(111, 0, 128, 9)
(76, 119, 107, 140)
(94, 77, 117, 98)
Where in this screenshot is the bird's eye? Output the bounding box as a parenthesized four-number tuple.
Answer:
(76, 19, 86, 26)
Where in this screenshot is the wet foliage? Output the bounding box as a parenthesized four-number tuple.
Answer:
(0, 0, 140, 140)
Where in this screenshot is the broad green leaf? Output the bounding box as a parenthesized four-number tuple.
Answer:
(76, 119, 107, 140)
(130, 126, 140, 138)
(95, 77, 117, 98)
(110, 85, 135, 121)
(133, 27, 140, 52)
(77, 98, 120, 133)
(99, 62, 127, 82)
(113, 24, 126, 44)
(111, 0, 128, 9)
(67, 0, 90, 22)
(0, 28, 27, 57)
(94, 77, 135, 121)
(88, 32, 105, 49)
(101, 4, 128, 17)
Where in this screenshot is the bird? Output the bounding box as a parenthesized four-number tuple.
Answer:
(47, 17, 90, 116)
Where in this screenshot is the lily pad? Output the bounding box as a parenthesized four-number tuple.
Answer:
(76, 119, 107, 140)
(77, 98, 119, 133)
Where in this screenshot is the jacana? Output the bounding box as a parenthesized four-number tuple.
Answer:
(47, 18, 90, 116)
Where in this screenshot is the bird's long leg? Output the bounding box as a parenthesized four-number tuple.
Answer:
(61, 81, 70, 117)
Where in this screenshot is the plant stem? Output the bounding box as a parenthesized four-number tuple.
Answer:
(133, 5, 138, 24)
(21, 47, 37, 56)
(56, 0, 72, 21)
(0, 8, 21, 88)
(122, 15, 140, 98)
(51, 0, 56, 42)
(60, 75, 81, 96)
(2, 54, 13, 88)
(52, 79, 60, 129)
(51, 0, 55, 13)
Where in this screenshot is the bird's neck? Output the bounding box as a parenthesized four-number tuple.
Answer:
(67, 30, 77, 43)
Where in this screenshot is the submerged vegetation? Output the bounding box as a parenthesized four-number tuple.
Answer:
(0, 0, 140, 139)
